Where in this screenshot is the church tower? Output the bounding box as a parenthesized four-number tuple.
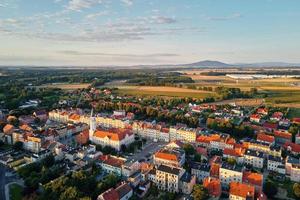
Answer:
(89, 109, 96, 140)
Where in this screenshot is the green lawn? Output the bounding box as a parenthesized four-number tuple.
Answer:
(9, 183, 23, 200)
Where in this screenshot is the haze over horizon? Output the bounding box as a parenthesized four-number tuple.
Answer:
(0, 0, 300, 66)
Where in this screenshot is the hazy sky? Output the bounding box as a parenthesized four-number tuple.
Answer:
(0, 0, 299, 66)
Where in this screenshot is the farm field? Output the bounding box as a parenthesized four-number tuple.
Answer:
(40, 83, 91, 90)
(116, 86, 215, 99)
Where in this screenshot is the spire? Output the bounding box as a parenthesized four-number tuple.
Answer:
(91, 108, 94, 117)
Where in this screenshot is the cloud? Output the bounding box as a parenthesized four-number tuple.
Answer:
(0, 3, 7, 8)
(58, 50, 179, 58)
(206, 13, 242, 21)
(67, 0, 103, 11)
(120, 0, 133, 6)
(150, 16, 177, 24)
(85, 11, 109, 19)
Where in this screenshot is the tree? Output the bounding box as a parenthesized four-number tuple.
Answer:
(263, 181, 278, 198)
(13, 141, 23, 151)
(42, 155, 55, 168)
(59, 186, 78, 200)
(192, 184, 209, 200)
(293, 183, 300, 198)
(227, 158, 237, 165)
(183, 143, 196, 156)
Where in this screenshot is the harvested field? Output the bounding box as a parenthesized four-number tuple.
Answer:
(40, 83, 90, 90)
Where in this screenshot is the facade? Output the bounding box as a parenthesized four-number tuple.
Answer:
(219, 163, 243, 186)
(99, 155, 126, 176)
(244, 149, 264, 169)
(191, 162, 210, 182)
(97, 182, 133, 200)
(155, 164, 185, 193)
(179, 172, 196, 195)
(267, 155, 286, 174)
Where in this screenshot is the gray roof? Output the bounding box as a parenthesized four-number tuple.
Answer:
(157, 164, 181, 175)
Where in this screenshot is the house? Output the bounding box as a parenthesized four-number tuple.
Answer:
(250, 114, 261, 123)
(285, 156, 300, 175)
(155, 164, 185, 193)
(99, 155, 126, 176)
(244, 149, 264, 169)
(223, 148, 244, 164)
(179, 172, 196, 195)
(267, 155, 285, 174)
(274, 130, 292, 144)
(153, 147, 185, 167)
(270, 112, 283, 121)
(256, 133, 275, 144)
(203, 177, 222, 198)
(229, 182, 255, 200)
(191, 162, 210, 182)
(242, 171, 263, 192)
(257, 108, 268, 115)
(263, 122, 278, 132)
(219, 163, 243, 187)
(76, 129, 89, 145)
(90, 128, 134, 151)
(97, 182, 133, 200)
(283, 141, 300, 156)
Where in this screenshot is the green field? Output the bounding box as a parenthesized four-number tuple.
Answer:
(9, 183, 23, 200)
(287, 108, 300, 118)
(117, 88, 215, 99)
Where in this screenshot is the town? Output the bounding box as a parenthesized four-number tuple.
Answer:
(1, 87, 300, 200)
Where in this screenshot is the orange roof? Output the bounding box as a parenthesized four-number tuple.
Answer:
(226, 138, 236, 145)
(155, 152, 178, 162)
(274, 130, 292, 140)
(69, 113, 80, 120)
(197, 134, 220, 143)
(3, 124, 14, 134)
(19, 124, 33, 132)
(100, 155, 125, 168)
(250, 114, 261, 119)
(76, 129, 89, 145)
(94, 128, 132, 141)
(257, 133, 275, 143)
(224, 148, 243, 157)
(257, 108, 268, 114)
(283, 142, 300, 153)
(203, 177, 221, 197)
(242, 171, 263, 187)
(230, 182, 255, 198)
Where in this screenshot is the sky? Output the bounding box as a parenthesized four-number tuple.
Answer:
(0, 0, 300, 66)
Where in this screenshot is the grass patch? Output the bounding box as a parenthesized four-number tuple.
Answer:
(9, 183, 23, 200)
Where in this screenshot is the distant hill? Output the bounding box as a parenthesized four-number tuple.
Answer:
(181, 60, 231, 67)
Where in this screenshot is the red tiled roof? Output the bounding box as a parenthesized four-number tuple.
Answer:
(274, 130, 292, 140)
(272, 112, 283, 118)
(242, 171, 263, 187)
(250, 114, 261, 119)
(155, 152, 178, 162)
(203, 177, 221, 197)
(257, 133, 275, 143)
(99, 188, 119, 200)
(3, 124, 14, 134)
(230, 182, 255, 198)
(99, 155, 125, 168)
(224, 148, 243, 157)
(283, 142, 300, 153)
(210, 163, 220, 178)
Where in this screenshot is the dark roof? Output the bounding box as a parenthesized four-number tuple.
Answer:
(245, 149, 264, 158)
(116, 183, 132, 199)
(191, 162, 210, 172)
(157, 164, 181, 175)
(180, 172, 192, 182)
(268, 155, 282, 162)
(221, 162, 242, 172)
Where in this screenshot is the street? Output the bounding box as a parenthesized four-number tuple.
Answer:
(0, 165, 7, 200)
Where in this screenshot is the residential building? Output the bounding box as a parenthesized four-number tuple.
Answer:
(203, 177, 222, 198)
(244, 149, 264, 169)
(155, 164, 185, 193)
(267, 155, 285, 174)
(179, 172, 196, 195)
(153, 147, 185, 167)
(97, 182, 133, 200)
(229, 182, 255, 200)
(191, 162, 210, 182)
(219, 163, 243, 186)
(99, 155, 126, 176)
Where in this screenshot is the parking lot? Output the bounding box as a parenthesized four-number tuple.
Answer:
(127, 141, 167, 162)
